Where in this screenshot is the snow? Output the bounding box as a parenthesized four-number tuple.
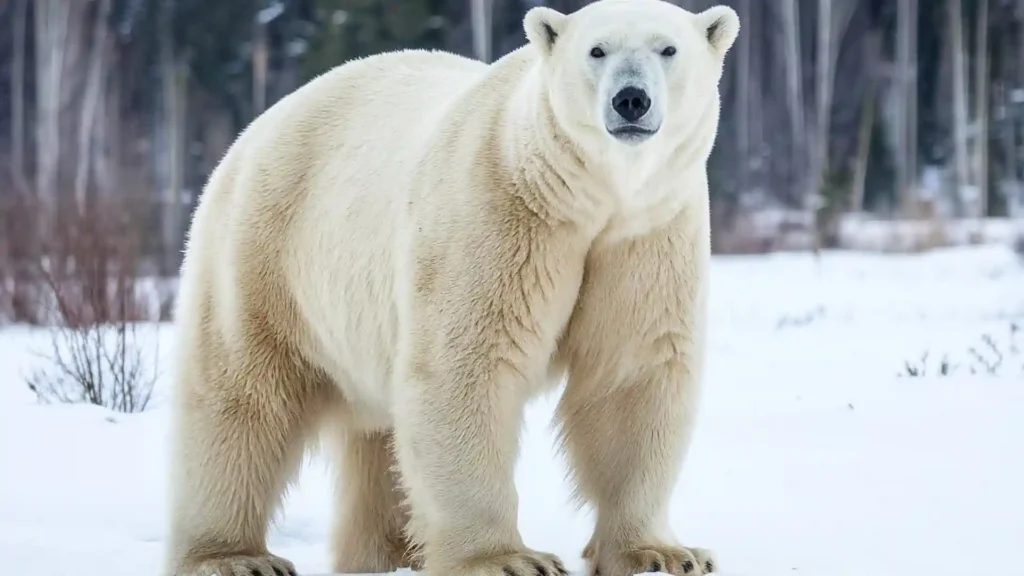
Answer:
(1, 245, 1022, 576)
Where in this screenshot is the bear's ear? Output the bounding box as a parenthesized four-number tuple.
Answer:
(697, 5, 740, 57)
(524, 6, 567, 58)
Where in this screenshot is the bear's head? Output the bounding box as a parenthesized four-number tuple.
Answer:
(524, 0, 738, 188)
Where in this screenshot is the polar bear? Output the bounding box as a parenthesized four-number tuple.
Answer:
(164, 1, 738, 575)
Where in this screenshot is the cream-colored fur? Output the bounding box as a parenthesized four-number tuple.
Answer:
(164, 1, 738, 575)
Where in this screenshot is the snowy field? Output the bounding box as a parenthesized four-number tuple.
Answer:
(1, 246, 1023, 576)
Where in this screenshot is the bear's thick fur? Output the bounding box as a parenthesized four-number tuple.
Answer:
(164, 1, 739, 575)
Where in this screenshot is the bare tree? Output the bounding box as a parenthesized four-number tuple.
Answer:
(25, 196, 158, 414)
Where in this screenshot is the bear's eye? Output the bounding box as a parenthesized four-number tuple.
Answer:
(589, 47, 606, 59)
(661, 46, 677, 57)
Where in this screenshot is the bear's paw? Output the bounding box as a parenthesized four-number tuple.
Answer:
(586, 543, 717, 576)
(176, 553, 298, 576)
(458, 549, 570, 576)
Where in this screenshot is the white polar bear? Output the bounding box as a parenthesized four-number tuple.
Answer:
(163, 1, 739, 575)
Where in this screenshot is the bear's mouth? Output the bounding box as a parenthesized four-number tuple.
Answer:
(607, 124, 659, 142)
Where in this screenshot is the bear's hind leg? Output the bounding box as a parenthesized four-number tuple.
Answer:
(166, 354, 327, 576)
(328, 423, 419, 573)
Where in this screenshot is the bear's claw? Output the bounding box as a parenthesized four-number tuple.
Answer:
(686, 547, 717, 575)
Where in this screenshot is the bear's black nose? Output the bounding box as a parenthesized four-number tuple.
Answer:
(612, 87, 651, 123)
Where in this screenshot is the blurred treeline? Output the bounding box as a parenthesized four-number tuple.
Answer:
(0, 0, 1023, 286)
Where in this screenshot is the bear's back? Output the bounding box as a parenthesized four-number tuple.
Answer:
(178, 47, 530, 417)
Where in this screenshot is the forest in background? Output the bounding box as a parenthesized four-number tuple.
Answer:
(1, 0, 1024, 325)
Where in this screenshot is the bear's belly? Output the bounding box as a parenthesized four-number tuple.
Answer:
(286, 199, 404, 431)
(301, 293, 399, 431)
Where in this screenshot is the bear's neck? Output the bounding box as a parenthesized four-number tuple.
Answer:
(497, 61, 615, 233)
(494, 57, 709, 240)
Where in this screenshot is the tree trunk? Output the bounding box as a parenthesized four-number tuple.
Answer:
(11, 0, 29, 197)
(74, 0, 112, 213)
(1018, 0, 1024, 191)
(810, 0, 857, 247)
(159, 1, 188, 276)
(252, 16, 268, 116)
(96, 37, 118, 201)
(851, 32, 881, 213)
(780, 0, 806, 208)
(973, 0, 989, 217)
(949, 0, 970, 215)
(896, 0, 912, 213)
(471, 0, 492, 63)
(813, 0, 832, 214)
(748, 1, 764, 169)
(906, 0, 918, 214)
(736, 0, 751, 194)
(34, 0, 72, 246)
(1003, 13, 1019, 190)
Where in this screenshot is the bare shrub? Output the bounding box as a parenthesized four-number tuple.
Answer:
(24, 195, 160, 413)
(26, 312, 158, 413)
(899, 322, 1023, 378)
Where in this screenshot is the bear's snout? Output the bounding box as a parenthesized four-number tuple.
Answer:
(611, 86, 651, 123)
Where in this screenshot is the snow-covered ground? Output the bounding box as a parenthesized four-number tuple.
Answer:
(1, 246, 1022, 576)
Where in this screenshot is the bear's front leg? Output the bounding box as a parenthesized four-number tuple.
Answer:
(557, 210, 716, 576)
(560, 365, 717, 576)
(392, 370, 573, 576)
(391, 215, 586, 576)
